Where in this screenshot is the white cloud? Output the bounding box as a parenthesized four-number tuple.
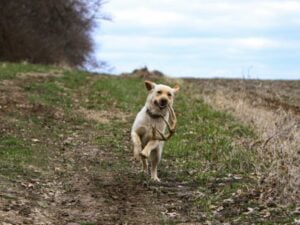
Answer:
(234, 38, 281, 49)
(113, 8, 185, 27)
(95, 0, 300, 79)
(104, 0, 300, 29)
(96, 35, 293, 52)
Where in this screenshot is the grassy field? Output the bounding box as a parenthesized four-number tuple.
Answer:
(0, 62, 299, 224)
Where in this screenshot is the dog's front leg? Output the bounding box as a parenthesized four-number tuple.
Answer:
(140, 140, 160, 159)
(132, 131, 148, 172)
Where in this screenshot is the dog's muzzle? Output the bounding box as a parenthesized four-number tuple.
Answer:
(155, 98, 168, 109)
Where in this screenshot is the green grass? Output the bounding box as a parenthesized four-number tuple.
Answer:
(83, 76, 256, 182)
(86, 76, 146, 111)
(81, 76, 261, 222)
(0, 136, 32, 176)
(165, 95, 255, 183)
(24, 80, 72, 108)
(0, 62, 56, 80)
(95, 122, 127, 151)
(59, 70, 89, 89)
(0, 136, 30, 158)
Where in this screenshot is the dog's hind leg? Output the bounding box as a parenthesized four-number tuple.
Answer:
(131, 131, 142, 161)
(141, 157, 148, 173)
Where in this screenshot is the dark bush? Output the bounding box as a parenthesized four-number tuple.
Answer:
(0, 0, 103, 68)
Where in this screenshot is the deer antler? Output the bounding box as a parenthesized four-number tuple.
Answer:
(152, 105, 177, 141)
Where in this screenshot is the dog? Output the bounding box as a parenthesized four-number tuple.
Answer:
(131, 80, 180, 182)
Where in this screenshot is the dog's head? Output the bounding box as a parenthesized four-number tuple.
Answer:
(144, 80, 180, 112)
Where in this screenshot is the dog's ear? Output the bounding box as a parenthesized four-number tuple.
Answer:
(173, 84, 180, 93)
(144, 80, 156, 91)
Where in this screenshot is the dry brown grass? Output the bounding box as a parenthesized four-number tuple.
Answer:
(188, 79, 300, 204)
(77, 107, 130, 124)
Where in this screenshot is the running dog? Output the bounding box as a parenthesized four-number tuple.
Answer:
(131, 80, 180, 181)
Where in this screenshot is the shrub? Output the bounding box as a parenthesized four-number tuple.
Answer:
(0, 0, 104, 68)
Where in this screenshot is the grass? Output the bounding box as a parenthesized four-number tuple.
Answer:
(86, 76, 146, 111)
(0, 135, 32, 176)
(0, 136, 30, 159)
(59, 70, 89, 89)
(77, 75, 266, 222)
(0, 62, 296, 224)
(25, 81, 72, 108)
(85, 76, 256, 181)
(192, 78, 300, 205)
(0, 62, 56, 80)
(73, 74, 298, 223)
(165, 95, 255, 181)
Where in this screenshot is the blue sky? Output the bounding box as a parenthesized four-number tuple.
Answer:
(94, 0, 300, 79)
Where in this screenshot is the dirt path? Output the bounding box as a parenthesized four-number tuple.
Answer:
(49, 123, 202, 224)
(51, 142, 202, 224)
(0, 123, 201, 225)
(0, 76, 202, 225)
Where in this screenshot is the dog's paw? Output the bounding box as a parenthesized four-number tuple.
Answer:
(140, 151, 149, 159)
(151, 176, 161, 182)
(133, 153, 141, 162)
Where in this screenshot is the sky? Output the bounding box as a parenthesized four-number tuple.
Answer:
(93, 0, 300, 79)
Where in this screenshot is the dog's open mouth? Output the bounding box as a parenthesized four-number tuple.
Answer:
(154, 100, 168, 110)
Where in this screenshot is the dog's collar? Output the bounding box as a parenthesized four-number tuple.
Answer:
(146, 108, 163, 119)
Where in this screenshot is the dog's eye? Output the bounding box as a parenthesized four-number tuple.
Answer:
(167, 92, 172, 97)
(157, 90, 162, 95)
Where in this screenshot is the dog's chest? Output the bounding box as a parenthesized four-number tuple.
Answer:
(139, 117, 166, 147)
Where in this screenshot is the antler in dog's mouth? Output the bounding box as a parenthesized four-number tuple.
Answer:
(151, 104, 177, 141)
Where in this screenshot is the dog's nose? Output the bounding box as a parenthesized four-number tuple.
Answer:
(159, 98, 168, 107)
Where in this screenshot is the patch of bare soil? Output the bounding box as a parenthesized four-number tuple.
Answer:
(77, 107, 130, 124)
(0, 124, 201, 224)
(0, 80, 31, 114)
(50, 131, 203, 224)
(16, 71, 64, 79)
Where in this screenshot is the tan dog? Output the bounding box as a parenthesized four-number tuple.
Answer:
(131, 80, 180, 181)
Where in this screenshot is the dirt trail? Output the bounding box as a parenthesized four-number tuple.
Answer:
(50, 126, 202, 224)
(0, 123, 201, 225)
(51, 142, 202, 224)
(0, 77, 202, 225)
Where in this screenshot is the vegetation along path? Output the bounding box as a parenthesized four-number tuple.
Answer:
(0, 63, 299, 224)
